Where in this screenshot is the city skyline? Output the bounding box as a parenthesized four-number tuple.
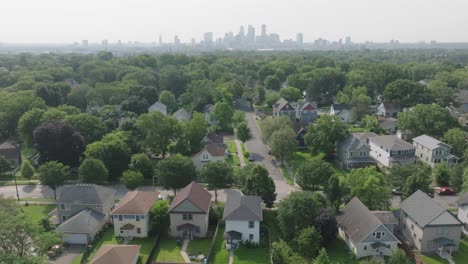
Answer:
(1, 0, 468, 43)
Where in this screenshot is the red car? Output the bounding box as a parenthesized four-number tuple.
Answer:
(436, 187, 457, 195)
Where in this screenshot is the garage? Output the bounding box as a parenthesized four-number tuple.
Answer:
(62, 233, 89, 244)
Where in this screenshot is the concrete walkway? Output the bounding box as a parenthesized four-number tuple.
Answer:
(180, 239, 191, 263)
(228, 250, 234, 264)
(437, 251, 455, 264)
(234, 139, 246, 167)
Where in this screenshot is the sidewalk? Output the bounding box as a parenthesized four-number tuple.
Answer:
(180, 239, 190, 263)
(228, 250, 234, 264)
(234, 139, 246, 167)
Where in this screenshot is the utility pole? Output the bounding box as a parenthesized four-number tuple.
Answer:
(13, 166, 20, 201)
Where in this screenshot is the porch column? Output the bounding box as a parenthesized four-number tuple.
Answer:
(449, 246, 452, 255)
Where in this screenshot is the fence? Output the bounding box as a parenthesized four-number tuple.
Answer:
(146, 234, 161, 264)
(394, 228, 425, 264)
(206, 220, 221, 263)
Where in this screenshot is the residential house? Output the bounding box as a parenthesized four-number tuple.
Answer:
(0, 141, 21, 167)
(456, 193, 468, 232)
(336, 132, 377, 170)
(191, 144, 228, 170)
(168, 181, 212, 238)
(337, 198, 400, 259)
(294, 101, 318, 123)
(202, 132, 224, 146)
(55, 184, 116, 244)
(173, 108, 192, 122)
(378, 117, 397, 134)
(330, 103, 354, 123)
(204, 104, 217, 125)
(148, 101, 167, 115)
(455, 90, 468, 113)
(369, 135, 417, 168)
(111, 191, 159, 238)
(412, 134, 459, 168)
(223, 190, 263, 244)
(377, 101, 401, 118)
(293, 122, 308, 148)
(89, 245, 141, 264)
(272, 98, 296, 121)
(399, 190, 462, 255)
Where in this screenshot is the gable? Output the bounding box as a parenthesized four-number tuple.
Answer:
(361, 224, 399, 243)
(280, 103, 294, 111)
(170, 199, 204, 213)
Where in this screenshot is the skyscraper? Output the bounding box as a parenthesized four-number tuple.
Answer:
(101, 39, 108, 50)
(158, 35, 163, 45)
(203, 32, 213, 44)
(261, 24, 267, 37)
(247, 25, 256, 43)
(174, 35, 180, 45)
(296, 33, 303, 45)
(345, 36, 351, 45)
(82, 40, 88, 47)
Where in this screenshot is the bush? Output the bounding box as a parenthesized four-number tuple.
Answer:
(121, 170, 143, 189)
(243, 150, 250, 158)
(241, 239, 260, 248)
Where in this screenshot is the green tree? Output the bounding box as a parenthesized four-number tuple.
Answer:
(294, 227, 322, 259)
(304, 115, 349, 158)
(383, 80, 431, 108)
(212, 101, 234, 131)
(78, 158, 108, 184)
(243, 165, 276, 208)
(402, 167, 433, 199)
(157, 154, 196, 195)
(34, 82, 71, 107)
(325, 174, 342, 211)
(257, 85, 266, 104)
(18, 108, 45, 146)
(259, 116, 291, 143)
(307, 67, 345, 103)
(397, 104, 459, 138)
(264, 75, 281, 90)
(280, 86, 302, 102)
(0, 156, 12, 175)
(269, 126, 297, 164)
(181, 112, 209, 154)
(237, 122, 251, 143)
(20, 160, 35, 182)
(462, 168, 468, 192)
(202, 161, 234, 202)
(129, 153, 154, 179)
(232, 111, 246, 127)
(433, 162, 452, 187)
(38, 161, 68, 200)
(159, 90, 176, 114)
(150, 200, 170, 235)
(277, 191, 325, 241)
(344, 167, 392, 210)
(272, 240, 307, 264)
(313, 248, 333, 264)
(362, 115, 385, 134)
(65, 113, 106, 143)
(442, 128, 467, 158)
(122, 170, 143, 190)
(295, 158, 334, 191)
(337, 86, 372, 120)
(387, 249, 412, 264)
(389, 162, 431, 188)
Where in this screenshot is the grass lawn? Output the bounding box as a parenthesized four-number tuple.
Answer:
(71, 254, 82, 264)
(262, 210, 280, 242)
(419, 254, 449, 264)
(326, 238, 359, 264)
(22, 204, 55, 223)
(153, 238, 184, 262)
(233, 245, 270, 264)
(453, 237, 468, 264)
(211, 226, 230, 264)
(227, 141, 237, 153)
(19, 197, 55, 202)
(187, 237, 211, 256)
(279, 165, 294, 185)
(288, 151, 324, 174)
(87, 229, 155, 263)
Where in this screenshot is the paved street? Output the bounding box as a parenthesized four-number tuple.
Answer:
(244, 112, 298, 202)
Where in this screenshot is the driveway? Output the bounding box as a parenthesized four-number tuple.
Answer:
(244, 112, 297, 202)
(51, 244, 84, 264)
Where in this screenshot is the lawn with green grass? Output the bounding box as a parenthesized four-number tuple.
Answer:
(262, 210, 280, 242)
(288, 151, 324, 174)
(279, 165, 294, 185)
(419, 254, 449, 264)
(227, 141, 237, 153)
(153, 238, 184, 262)
(326, 238, 359, 264)
(187, 237, 211, 257)
(19, 197, 55, 203)
(211, 226, 230, 264)
(22, 204, 55, 223)
(233, 245, 270, 264)
(453, 237, 468, 264)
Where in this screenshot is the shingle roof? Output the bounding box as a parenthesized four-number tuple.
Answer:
(169, 181, 212, 213)
(55, 209, 105, 234)
(381, 101, 401, 111)
(111, 191, 159, 215)
(223, 189, 262, 221)
(401, 190, 461, 227)
(338, 132, 377, 151)
(57, 184, 116, 205)
(205, 133, 224, 145)
(0, 141, 20, 160)
(172, 108, 192, 121)
(332, 103, 352, 111)
(193, 144, 226, 157)
(370, 135, 415, 151)
(456, 90, 468, 104)
(372, 211, 398, 224)
(412, 134, 451, 150)
(148, 101, 167, 113)
(336, 198, 383, 244)
(204, 104, 215, 113)
(456, 192, 468, 206)
(379, 117, 397, 131)
(89, 244, 140, 264)
(273, 98, 294, 112)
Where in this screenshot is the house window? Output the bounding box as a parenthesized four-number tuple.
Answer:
(136, 215, 140, 221)
(61, 204, 70, 210)
(202, 153, 209, 160)
(96, 205, 100, 208)
(183, 214, 193, 220)
(249, 234, 254, 240)
(437, 227, 444, 235)
(119, 215, 122, 221)
(364, 245, 367, 251)
(137, 228, 141, 234)
(376, 232, 382, 239)
(140, 215, 144, 220)
(120, 227, 123, 234)
(428, 241, 434, 249)
(248, 221, 254, 228)
(62, 215, 68, 222)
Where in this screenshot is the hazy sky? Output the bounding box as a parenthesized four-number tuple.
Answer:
(2, 0, 468, 43)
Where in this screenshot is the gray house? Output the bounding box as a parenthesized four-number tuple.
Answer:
(455, 90, 468, 113)
(377, 101, 400, 118)
(330, 103, 355, 123)
(55, 184, 116, 244)
(336, 132, 377, 170)
(148, 101, 167, 115)
(337, 198, 400, 259)
(272, 98, 296, 121)
(294, 101, 318, 123)
(412, 134, 459, 168)
(172, 108, 192, 122)
(0, 141, 21, 167)
(399, 190, 462, 255)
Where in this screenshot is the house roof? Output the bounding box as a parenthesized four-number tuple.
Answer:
(372, 211, 398, 224)
(379, 117, 397, 131)
(89, 244, 141, 264)
(412, 134, 452, 150)
(57, 184, 116, 205)
(338, 132, 377, 151)
(172, 108, 192, 121)
(400, 190, 462, 227)
(194, 144, 226, 157)
(457, 192, 468, 206)
(370, 135, 415, 151)
(205, 132, 224, 145)
(301, 102, 317, 111)
(111, 191, 159, 215)
(204, 104, 215, 113)
(55, 209, 105, 234)
(336, 197, 384, 244)
(148, 101, 167, 113)
(292, 122, 308, 135)
(224, 230, 242, 240)
(332, 103, 352, 111)
(380, 101, 401, 111)
(169, 181, 212, 213)
(456, 90, 468, 104)
(0, 141, 20, 160)
(273, 98, 294, 112)
(223, 189, 262, 221)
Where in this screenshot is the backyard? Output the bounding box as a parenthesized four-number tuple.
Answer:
(22, 204, 55, 223)
(210, 226, 230, 264)
(186, 237, 211, 258)
(233, 245, 270, 264)
(153, 238, 184, 263)
(419, 236, 468, 264)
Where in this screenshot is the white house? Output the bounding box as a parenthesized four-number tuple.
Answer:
(377, 101, 400, 118)
(223, 190, 263, 244)
(203, 104, 217, 125)
(369, 135, 417, 168)
(456, 193, 468, 232)
(330, 103, 355, 123)
(191, 144, 228, 170)
(412, 134, 459, 168)
(148, 101, 167, 115)
(111, 191, 159, 238)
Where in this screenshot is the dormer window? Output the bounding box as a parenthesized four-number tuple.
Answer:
(61, 204, 70, 210)
(202, 153, 209, 160)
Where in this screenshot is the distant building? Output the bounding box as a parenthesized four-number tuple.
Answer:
(272, 98, 296, 121)
(336, 132, 377, 170)
(296, 33, 303, 45)
(412, 134, 459, 168)
(191, 144, 228, 170)
(0, 141, 21, 167)
(148, 101, 167, 115)
(172, 108, 192, 122)
(82, 40, 88, 47)
(203, 32, 213, 45)
(455, 90, 468, 113)
(330, 103, 354, 123)
(261, 24, 267, 37)
(247, 25, 255, 43)
(369, 135, 417, 168)
(377, 101, 400, 118)
(101, 39, 108, 50)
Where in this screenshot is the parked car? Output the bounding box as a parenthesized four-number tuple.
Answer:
(266, 145, 272, 155)
(392, 187, 403, 195)
(248, 154, 254, 162)
(436, 187, 457, 195)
